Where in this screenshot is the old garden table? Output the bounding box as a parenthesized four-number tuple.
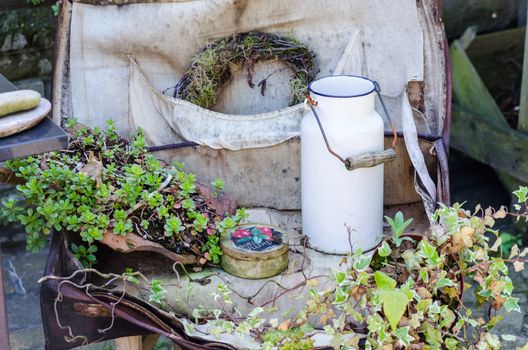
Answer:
(0, 74, 68, 350)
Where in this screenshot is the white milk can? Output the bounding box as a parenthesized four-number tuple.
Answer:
(301, 75, 396, 254)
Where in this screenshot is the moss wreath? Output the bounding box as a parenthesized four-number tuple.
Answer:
(170, 32, 319, 109)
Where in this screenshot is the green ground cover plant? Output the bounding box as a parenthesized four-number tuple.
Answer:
(0, 119, 247, 266)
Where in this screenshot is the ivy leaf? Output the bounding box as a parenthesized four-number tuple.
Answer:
(513, 186, 528, 203)
(402, 249, 422, 271)
(149, 279, 166, 304)
(514, 260, 525, 272)
(504, 297, 521, 313)
(378, 241, 392, 257)
(509, 244, 520, 259)
(439, 309, 456, 329)
(444, 337, 459, 350)
(248, 307, 264, 318)
(394, 326, 414, 346)
(419, 268, 429, 283)
(416, 299, 431, 312)
(334, 271, 347, 285)
(379, 289, 410, 331)
(124, 267, 140, 285)
(374, 271, 396, 290)
(486, 315, 504, 330)
(490, 237, 502, 252)
(435, 277, 455, 292)
(421, 322, 442, 347)
(334, 287, 348, 304)
(352, 255, 371, 271)
(493, 205, 508, 219)
(418, 240, 441, 266)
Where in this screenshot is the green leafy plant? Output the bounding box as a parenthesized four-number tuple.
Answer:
(149, 279, 166, 304)
(0, 119, 247, 266)
(151, 197, 527, 349)
(19, 122, 527, 349)
(52, 192, 528, 349)
(211, 178, 224, 198)
(384, 211, 414, 247)
(70, 243, 97, 268)
(26, 0, 60, 16)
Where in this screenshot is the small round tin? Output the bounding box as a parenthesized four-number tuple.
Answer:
(220, 224, 289, 279)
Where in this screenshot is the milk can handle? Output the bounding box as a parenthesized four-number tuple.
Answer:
(304, 81, 398, 171)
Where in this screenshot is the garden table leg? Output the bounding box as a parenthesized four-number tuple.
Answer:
(141, 334, 161, 349)
(0, 249, 11, 350)
(115, 334, 163, 350)
(115, 335, 143, 350)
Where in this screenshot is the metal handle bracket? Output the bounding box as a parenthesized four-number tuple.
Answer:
(304, 80, 398, 171)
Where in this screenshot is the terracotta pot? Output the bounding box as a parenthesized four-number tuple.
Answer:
(100, 230, 197, 265)
(97, 181, 237, 265)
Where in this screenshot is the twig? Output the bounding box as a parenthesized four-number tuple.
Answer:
(126, 174, 173, 216)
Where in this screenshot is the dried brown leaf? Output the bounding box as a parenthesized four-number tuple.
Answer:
(79, 151, 103, 187)
(493, 205, 508, 219)
(277, 319, 291, 331)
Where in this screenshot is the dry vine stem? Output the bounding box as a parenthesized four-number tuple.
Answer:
(38, 269, 151, 345)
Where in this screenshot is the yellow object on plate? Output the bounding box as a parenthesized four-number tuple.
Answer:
(0, 90, 41, 118)
(0, 98, 51, 138)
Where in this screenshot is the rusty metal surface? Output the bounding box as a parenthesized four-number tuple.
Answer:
(435, 138, 451, 204)
(40, 231, 239, 349)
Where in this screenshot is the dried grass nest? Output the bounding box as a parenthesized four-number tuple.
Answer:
(170, 31, 319, 109)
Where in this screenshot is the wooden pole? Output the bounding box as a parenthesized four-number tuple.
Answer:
(518, 7, 528, 132)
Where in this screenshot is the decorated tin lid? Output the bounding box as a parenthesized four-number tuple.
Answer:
(220, 224, 289, 279)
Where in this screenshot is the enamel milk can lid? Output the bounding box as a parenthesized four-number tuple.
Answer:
(220, 224, 289, 279)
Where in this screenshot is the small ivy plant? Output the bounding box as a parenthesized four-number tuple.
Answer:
(0, 119, 247, 267)
(148, 196, 527, 350)
(50, 192, 528, 349)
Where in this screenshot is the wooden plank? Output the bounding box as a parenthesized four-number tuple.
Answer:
(115, 335, 143, 350)
(451, 105, 528, 183)
(142, 334, 161, 350)
(465, 27, 526, 99)
(451, 30, 528, 198)
(466, 27, 526, 62)
(383, 137, 437, 205)
(443, 0, 521, 39)
(519, 25, 528, 131)
(450, 39, 509, 127)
